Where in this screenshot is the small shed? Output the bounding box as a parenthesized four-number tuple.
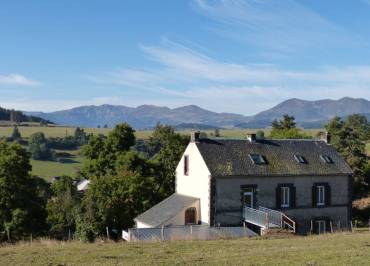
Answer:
(134, 193, 200, 228)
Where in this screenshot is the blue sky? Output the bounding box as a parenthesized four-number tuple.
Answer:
(1, 0, 370, 115)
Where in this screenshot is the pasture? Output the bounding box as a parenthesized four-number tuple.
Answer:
(0, 231, 370, 265)
(0, 125, 323, 139)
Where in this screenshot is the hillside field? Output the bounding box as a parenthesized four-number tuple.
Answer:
(0, 125, 323, 139)
(1, 231, 370, 265)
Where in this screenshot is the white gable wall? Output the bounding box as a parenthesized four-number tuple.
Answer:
(175, 142, 211, 224)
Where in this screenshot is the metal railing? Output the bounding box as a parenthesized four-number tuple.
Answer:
(282, 214, 296, 233)
(124, 225, 257, 242)
(243, 207, 269, 229)
(258, 206, 283, 227)
(244, 206, 296, 234)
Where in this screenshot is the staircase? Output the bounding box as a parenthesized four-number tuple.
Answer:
(243, 206, 296, 235)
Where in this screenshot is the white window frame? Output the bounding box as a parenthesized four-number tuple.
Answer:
(281, 186, 290, 208)
(317, 185, 325, 206)
(316, 220, 326, 234)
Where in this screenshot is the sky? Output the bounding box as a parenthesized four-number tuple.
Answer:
(1, 0, 370, 115)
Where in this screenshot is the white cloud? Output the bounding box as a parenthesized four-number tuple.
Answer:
(0, 73, 40, 86)
(87, 39, 370, 114)
(193, 0, 359, 55)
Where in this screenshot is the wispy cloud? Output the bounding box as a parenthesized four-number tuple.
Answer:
(0, 73, 40, 86)
(193, 0, 359, 56)
(89, 39, 370, 114)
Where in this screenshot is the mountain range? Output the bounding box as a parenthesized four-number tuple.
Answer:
(25, 97, 370, 129)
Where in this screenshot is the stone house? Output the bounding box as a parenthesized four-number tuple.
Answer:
(135, 132, 353, 234)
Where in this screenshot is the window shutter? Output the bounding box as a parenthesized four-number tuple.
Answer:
(312, 185, 317, 207)
(290, 185, 296, 208)
(276, 186, 281, 208)
(325, 184, 331, 206)
(325, 218, 331, 233)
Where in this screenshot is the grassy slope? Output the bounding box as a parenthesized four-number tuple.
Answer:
(1, 232, 370, 265)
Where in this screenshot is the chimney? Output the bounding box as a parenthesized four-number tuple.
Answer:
(191, 131, 201, 142)
(247, 133, 257, 143)
(320, 131, 331, 144)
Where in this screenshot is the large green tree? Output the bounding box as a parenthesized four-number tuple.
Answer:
(269, 115, 309, 139)
(82, 170, 156, 234)
(0, 142, 48, 241)
(47, 176, 80, 239)
(148, 123, 188, 198)
(325, 115, 369, 195)
(82, 123, 136, 178)
(28, 132, 56, 160)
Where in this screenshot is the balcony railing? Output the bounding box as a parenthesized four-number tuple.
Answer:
(258, 206, 283, 227)
(244, 206, 296, 233)
(243, 207, 269, 229)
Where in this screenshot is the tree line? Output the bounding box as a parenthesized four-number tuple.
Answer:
(0, 123, 187, 242)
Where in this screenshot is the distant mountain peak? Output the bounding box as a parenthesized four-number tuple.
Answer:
(23, 97, 370, 129)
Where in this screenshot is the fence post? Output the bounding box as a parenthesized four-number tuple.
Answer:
(68, 229, 71, 241)
(330, 221, 333, 233)
(310, 220, 313, 234)
(106, 226, 110, 240)
(350, 221, 353, 233)
(161, 226, 164, 241)
(190, 225, 193, 241)
(337, 221, 341, 232)
(30, 233, 33, 244)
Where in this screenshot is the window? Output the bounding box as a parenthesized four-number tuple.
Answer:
(294, 154, 307, 164)
(185, 208, 196, 225)
(184, 155, 189, 176)
(317, 186, 325, 206)
(249, 154, 267, 165)
(281, 186, 290, 208)
(315, 220, 326, 234)
(320, 155, 333, 164)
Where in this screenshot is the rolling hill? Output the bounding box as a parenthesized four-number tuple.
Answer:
(25, 97, 370, 129)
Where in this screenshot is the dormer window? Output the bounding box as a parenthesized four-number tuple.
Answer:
(249, 154, 266, 165)
(294, 154, 307, 164)
(320, 155, 333, 164)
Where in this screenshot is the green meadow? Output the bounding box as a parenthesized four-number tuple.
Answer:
(1, 231, 370, 265)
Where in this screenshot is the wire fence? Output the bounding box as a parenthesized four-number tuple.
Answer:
(123, 225, 257, 242)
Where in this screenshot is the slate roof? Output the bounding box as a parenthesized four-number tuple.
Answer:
(195, 139, 353, 177)
(134, 193, 199, 227)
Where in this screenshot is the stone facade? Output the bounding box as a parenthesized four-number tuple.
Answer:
(213, 175, 351, 234)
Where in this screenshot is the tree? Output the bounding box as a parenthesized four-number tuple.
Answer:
(325, 116, 369, 195)
(28, 132, 56, 160)
(345, 114, 370, 141)
(0, 142, 48, 241)
(256, 130, 265, 139)
(214, 129, 221, 137)
(82, 124, 136, 178)
(47, 176, 80, 239)
(10, 126, 21, 140)
(83, 170, 156, 235)
(269, 115, 308, 139)
(148, 123, 188, 198)
(9, 110, 22, 124)
(74, 127, 88, 145)
(106, 123, 136, 154)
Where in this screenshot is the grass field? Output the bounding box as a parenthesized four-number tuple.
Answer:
(1, 231, 370, 265)
(31, 149, 84, 181)
(0, 125, 323, 139)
